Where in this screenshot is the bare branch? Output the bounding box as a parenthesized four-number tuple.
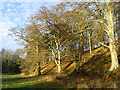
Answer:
(99, 42, 110, 48)
(95, 0, 108, 13)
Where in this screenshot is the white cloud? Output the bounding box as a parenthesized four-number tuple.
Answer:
(0, 2, 59, 51)
(7, 9, 11, 12)
(14, 17, 20, 22)
(0, 2, 34, 50)
(0, 15, 20, 50)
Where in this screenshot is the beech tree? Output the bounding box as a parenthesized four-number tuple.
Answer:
(9, 16, 47, 75)
(90, 0, 119, 71)
(36, 5, 70, 73)
(62, 2, 90, 71)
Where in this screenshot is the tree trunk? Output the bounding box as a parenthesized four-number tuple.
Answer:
(36, 43, 41, 76)
(57, 48, 61, 73)
(75, 32, 84, 71)
(88, 33, 92, 55)
(109, 45, 119, 71)
(109, 29, 119, 71)
(53, 51, 61, 73)
(108, 8, 119, 71)
(54, 41, 61, 74)
(55, 58, 61, 73)
(75, 53, 82, 71)
(75, 60, 80, 71)
(57, 59, 61, 73)
(49, 56, 51, 61)
(37, 62, 41, 76)
(95, 0, 119, 71)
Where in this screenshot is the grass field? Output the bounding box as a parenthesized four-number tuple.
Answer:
(1, 46, 120, 88)
(2, 73, 120, 88)
(2, 74, 64, 89)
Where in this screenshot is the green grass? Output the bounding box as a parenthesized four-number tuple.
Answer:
(1, 46, 120, 89)
(2, 74, 64, 88)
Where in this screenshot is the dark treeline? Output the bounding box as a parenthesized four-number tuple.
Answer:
(0, 48, 22, 73)
(8, 1, 120, 76)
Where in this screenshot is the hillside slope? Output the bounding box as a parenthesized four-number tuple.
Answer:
(40, 45, 120, 80)
(19, 45, 120, 88)
(54, 46, 120, 88)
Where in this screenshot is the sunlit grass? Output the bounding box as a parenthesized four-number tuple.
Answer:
(2, 74, 63, 88)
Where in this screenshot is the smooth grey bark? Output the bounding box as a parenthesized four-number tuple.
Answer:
(108, 6, 119, 71)
(56, 42, 61, 73)
(88, 33, 92, 55)
(50, 36, 61, 74)
(95, 0, 119, 71)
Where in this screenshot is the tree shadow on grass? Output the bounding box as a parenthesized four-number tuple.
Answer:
(2, 74, 68, 89)
(42, 65, 56, 75)
(18, 81, 65, 89)
(2, 75, 40, 84)
(2, 81, 66, 89)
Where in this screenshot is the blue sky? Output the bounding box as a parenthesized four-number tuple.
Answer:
(0, 1, 60, 51)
